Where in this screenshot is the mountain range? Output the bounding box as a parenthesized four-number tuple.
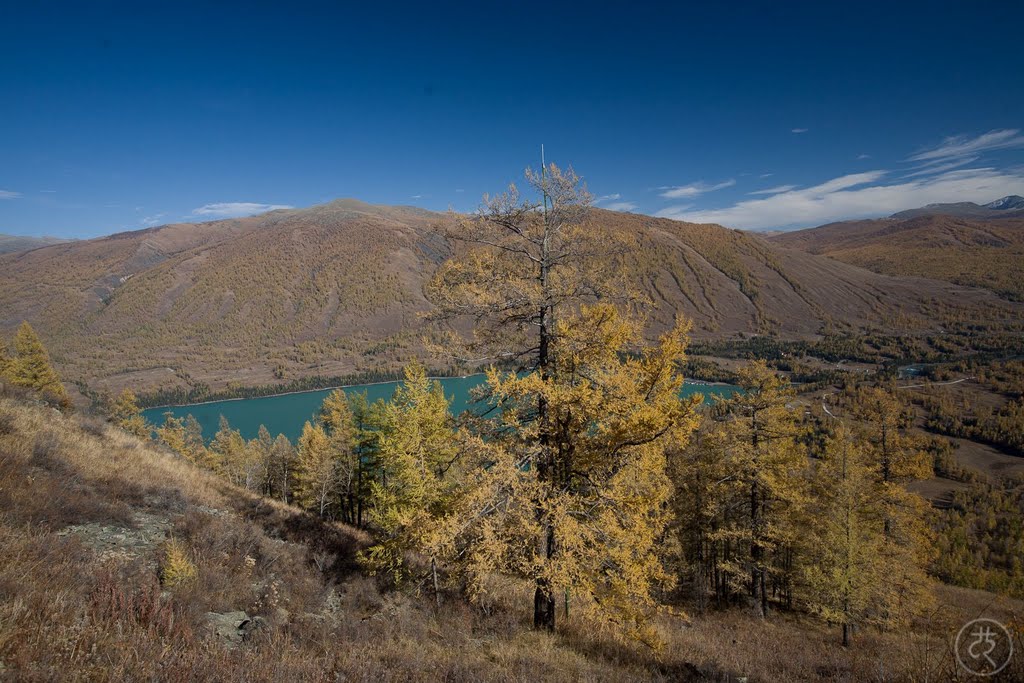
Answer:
(890, 194, 1024, 219)
(772, 210, 1024, 301)
(0, 233, 68, 255)
(2, 199, 1019, 399)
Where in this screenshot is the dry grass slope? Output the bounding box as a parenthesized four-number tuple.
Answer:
(771, 215, 1024, 301)
(1, 390, 1022, 681)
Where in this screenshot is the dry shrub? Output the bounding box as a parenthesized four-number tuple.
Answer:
(0, 408, 14, 436)
(161, 538, 198, 588)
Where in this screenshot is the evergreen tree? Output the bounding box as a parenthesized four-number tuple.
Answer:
(0, 335, 12, 381)
(349, 391, 385, 527)
(670, 421, 732, 612)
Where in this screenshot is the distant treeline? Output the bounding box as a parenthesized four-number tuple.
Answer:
(135, 366, 461, 409)
(693, 329, 1024, 369)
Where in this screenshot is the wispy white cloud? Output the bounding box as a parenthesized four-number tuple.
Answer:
(658, 179, 735, 199)
(39, 189, 57, 193)
(759, 173, 774, 178)
(602, 201, 638, 212)
(455, 188, 465, 193)
(656, 167, 1024, 230)
(141, 213, 166, 226)
(908, 129, 1024, 162)
(791, 128, 808, 134)
(594, 193, 622, 204)
(856, 154, 871, 160)
(903, 155, 980, 178)
(0, 189, 22, 199)
(192, 202, 293, 218)
(749, 184, 798, 196)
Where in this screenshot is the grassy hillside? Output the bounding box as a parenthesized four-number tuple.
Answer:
(1, 202, 1020, 399)
(771, 215, 1024, 301)
(2, 390, 1021, 681)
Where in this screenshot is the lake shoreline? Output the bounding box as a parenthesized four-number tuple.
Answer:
(142, 374, 486, 411)
(144, 375, 736, 411)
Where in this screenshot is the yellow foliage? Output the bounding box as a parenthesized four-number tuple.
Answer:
(1, 322, 69, 407)
(160, 538, 197, 588)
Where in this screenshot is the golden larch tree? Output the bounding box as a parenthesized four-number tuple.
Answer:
(294, 420, 339, 517)
(110, 389, 151, 439)
(427, 164, 642, 632)
(361, 363, 461, 597)
(6, 322, 69, 407)
(804, 424, 889, 647)
(449, 304, 699, 644)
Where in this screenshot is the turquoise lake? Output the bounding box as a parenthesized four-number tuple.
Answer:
(142, 375, 739, 443)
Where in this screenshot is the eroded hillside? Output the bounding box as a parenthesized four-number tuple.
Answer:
(1, 202, 1020, 397)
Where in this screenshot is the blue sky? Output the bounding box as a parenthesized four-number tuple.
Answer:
(2, 0, 1023, 238)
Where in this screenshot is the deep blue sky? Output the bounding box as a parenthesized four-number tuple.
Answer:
(3, 0, 1023, 237)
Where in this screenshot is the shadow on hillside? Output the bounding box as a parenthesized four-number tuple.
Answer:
(214, 483, 370, 582)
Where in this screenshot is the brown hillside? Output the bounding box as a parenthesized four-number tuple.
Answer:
(1, 202, 1019, 397)
(770, 215, 1024, 301)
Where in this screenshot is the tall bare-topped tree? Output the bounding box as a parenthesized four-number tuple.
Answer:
(429, 164, 595, 629)
(427, 164, 689, 635)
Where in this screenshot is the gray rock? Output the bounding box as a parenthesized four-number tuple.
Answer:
(205, 611, 251, 646)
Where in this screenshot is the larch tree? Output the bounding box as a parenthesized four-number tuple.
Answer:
(250, 425, 275, 494)
(669, 418, 733, 612)
(318, 390, 360, 525)
(426, 163, 641, 632)
(294, 420, 338, 517)
(268, 433, 296, 504)
(158, 413, 208, 465)
(209, 416, 249, 486)
(362, 362, 461, 597)
(183, 415, 208, 464)
(155, 412, 189, 458)
(0, 335, 11, 381)
(804, 424, 888, 647)
(448, 304, 700, 644)
(7, 322, 69, 407)
(844, 385, 934, 624)
(110, 389, 151, 439)
(710, 361, 806, 617)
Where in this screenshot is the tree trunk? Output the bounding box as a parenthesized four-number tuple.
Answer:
(842, 622, 850, 647)
(534, 524, 556, 631)
(534, 580, 556, 631)
(431, 556, 441, 608)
